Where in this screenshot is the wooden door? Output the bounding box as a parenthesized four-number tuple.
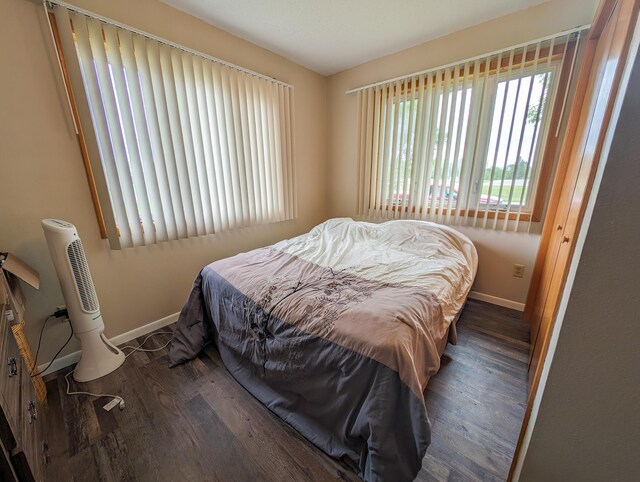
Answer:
(524, 0, 639, 388)
(510, 0, 639, 477)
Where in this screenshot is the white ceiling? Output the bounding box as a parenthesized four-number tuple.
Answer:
(161, 0, 549, 76)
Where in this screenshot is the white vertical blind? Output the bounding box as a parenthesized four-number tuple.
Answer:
(54, 7, 296, 248)
(355, 30, 583, 231)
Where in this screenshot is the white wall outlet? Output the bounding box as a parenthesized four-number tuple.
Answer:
(513, 264, 525, 278)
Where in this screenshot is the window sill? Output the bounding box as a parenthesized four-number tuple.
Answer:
(374, 204, 539, 222)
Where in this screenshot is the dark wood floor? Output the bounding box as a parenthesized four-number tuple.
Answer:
(419, 300, 529, 481)
(44, 299, 529, 481)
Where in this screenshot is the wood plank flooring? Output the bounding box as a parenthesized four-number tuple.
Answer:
(43, 299, 529, 481)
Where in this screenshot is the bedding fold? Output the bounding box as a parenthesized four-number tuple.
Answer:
(169, 218, 477, 481)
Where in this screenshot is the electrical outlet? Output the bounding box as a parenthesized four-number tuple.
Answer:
(513, 264, 525, 278)
(54, 305, 69, 322)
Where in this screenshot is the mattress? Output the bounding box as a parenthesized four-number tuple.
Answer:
(169, 218, 477, 481)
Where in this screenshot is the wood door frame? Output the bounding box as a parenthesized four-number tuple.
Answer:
(509, 0, 639, 479)
(525, 26, 609, 363)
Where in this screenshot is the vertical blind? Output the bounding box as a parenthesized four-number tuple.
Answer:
(354, 29, 583, 231)
(53, 6, 296, 249)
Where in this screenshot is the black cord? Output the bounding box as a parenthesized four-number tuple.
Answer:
(30, 315, 55, 375)
(31, 323, 74, 378)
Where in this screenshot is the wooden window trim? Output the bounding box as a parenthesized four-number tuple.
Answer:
(48, 11, 108, 239)
(530, 38, 578, 222)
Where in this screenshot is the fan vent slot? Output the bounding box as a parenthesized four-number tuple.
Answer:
(66, 239, 99, 313)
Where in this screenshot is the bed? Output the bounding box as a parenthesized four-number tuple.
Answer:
(169, 218, 477, 481)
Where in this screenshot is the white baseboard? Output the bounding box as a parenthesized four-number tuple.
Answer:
(38, 350, 81, 378)
(469, 291, 525, 312)
(109, 311, 179, 346)
(37, 311, 180, 377)
(38, 293, 522, 376)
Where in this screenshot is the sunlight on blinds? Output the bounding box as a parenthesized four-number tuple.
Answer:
(62, 10, 296, 248)
(355, 30, 583, 231)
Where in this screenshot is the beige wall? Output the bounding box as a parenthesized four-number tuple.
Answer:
(0, 0, 328, 362)
(517, 31, 640, 481)
(1, 0, 600, 365)
(326, 0, 599, 304)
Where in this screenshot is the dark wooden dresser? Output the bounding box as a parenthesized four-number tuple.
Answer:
(0, 305, 49, 481)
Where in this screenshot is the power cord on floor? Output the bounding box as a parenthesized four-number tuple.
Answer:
(65, 370, 126, 410)
(65, 331, 174, 411)
(120, 331, 174, 357)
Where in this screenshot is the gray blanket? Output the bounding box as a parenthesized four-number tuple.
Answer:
(169, 245, 458, 481)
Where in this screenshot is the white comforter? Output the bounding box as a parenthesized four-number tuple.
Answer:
(274, 218, 478, 324)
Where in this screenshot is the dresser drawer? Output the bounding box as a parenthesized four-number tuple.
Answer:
(11, 357, 47, 482)
(0, 435, 18, 482)
(0, 307, 49, 481)
(0, 307, 22, 450)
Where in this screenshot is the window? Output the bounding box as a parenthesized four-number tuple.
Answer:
(50, 7, 296, 249)
(355, 32, 581, 230)
(477, 68, 556, 213)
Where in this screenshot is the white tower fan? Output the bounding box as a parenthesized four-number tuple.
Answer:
(42, 219, 125, 382)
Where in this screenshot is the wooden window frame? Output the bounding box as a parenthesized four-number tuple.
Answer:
(530, 39, 578, 222)
(48, 11, 108, 239)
